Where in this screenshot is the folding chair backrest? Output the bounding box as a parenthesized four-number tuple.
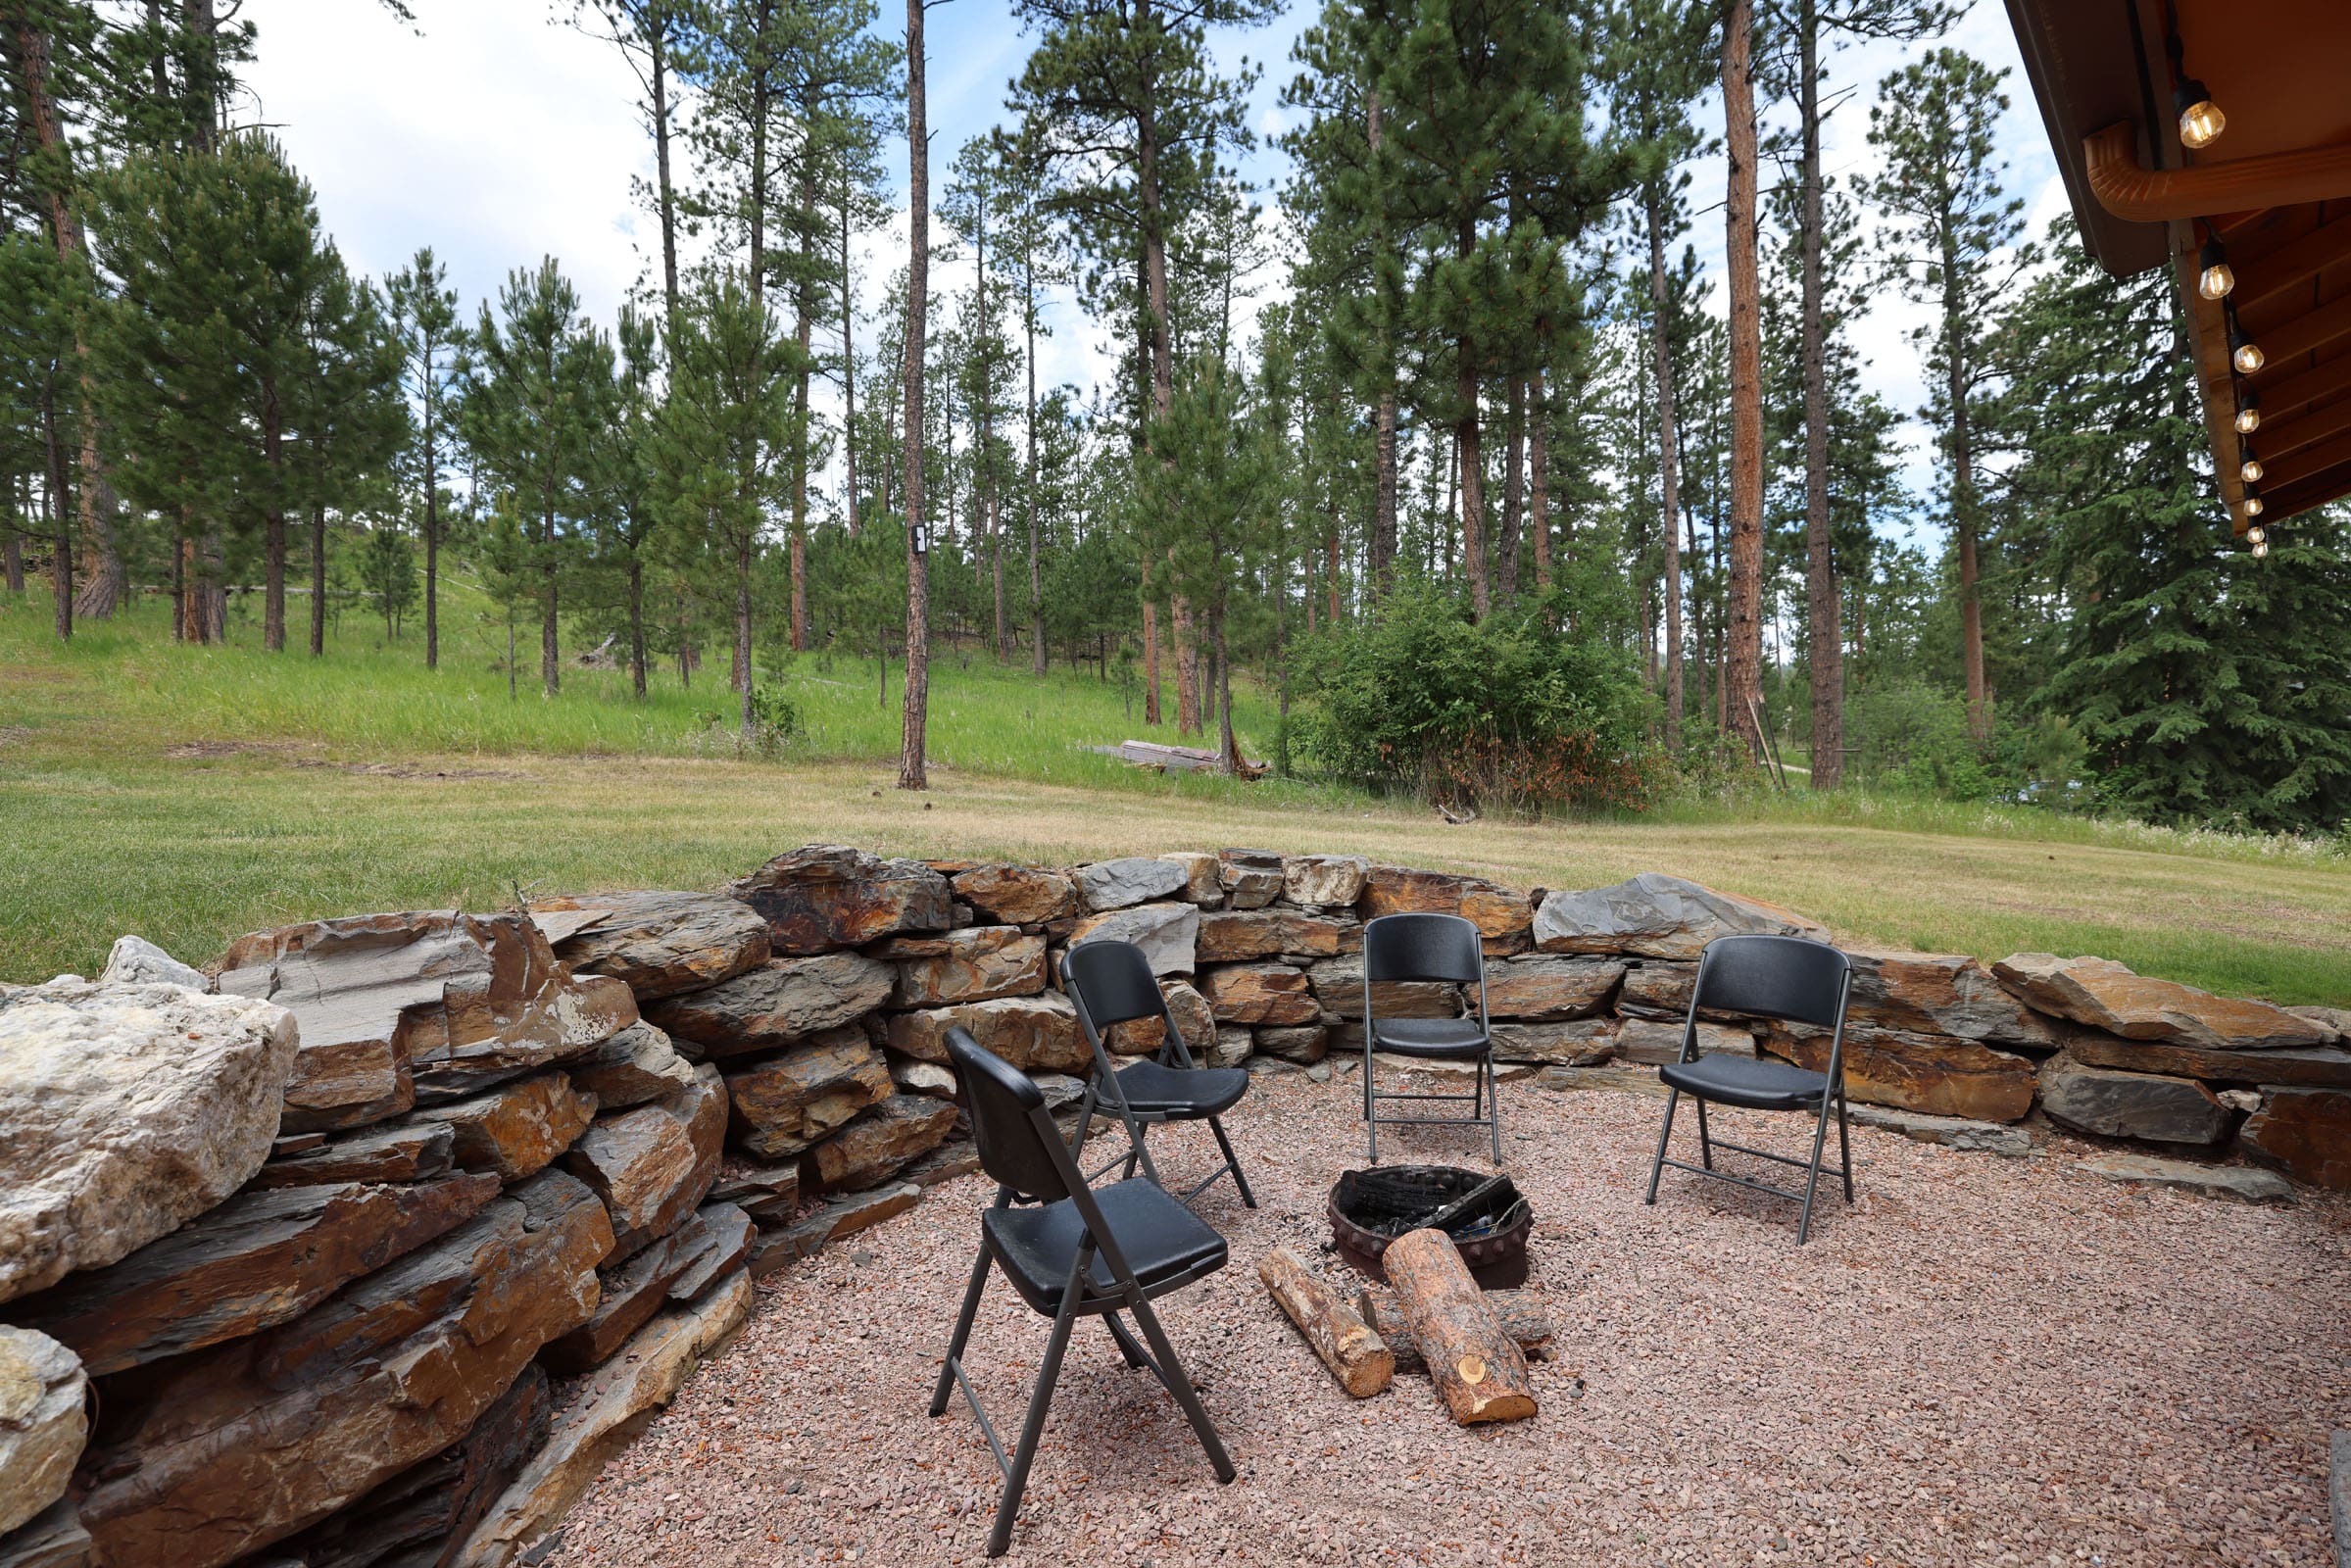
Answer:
(945, 1025, 1075, 1202)
(1363, 912, 1485, 986)
(1692, 935, 1850, 1029)
(1061, 939, 1167, 1027)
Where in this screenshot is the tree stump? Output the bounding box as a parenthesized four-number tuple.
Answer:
(1258, 1248, 1395, 1397)
(1355, 1286, 1552, 1374)
(1382, 1227, 1538, 1424)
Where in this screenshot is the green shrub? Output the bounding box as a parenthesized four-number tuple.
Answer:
(1296, 586, 1663, 813)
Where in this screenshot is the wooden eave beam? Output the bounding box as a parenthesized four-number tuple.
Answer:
(2252, 427, 2351, 493)
(2229, 352, 2351, 423)
(2084, 122, 2351, 222)
(2245, 295, 2351, 376)
(2255, 394, 2351, 464)
(2235, 211, 2351, 316)
(2253, 468, 2351, 525)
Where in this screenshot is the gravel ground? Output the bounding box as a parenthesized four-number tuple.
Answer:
(546, 1071, 2351, 1568)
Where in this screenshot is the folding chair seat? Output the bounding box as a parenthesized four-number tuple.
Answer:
(1642, 933, 1855, 1244)
(1062, 939, 1256, 1207)
(1360, 913, 1500, 1163)
(929, 1026, 1237, 1557)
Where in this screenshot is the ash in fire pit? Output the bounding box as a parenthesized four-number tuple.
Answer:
(1329, 1165, 1533, 1288)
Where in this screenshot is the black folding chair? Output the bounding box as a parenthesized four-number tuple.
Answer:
(1642, 933, 1855, 1245)
(1360, 912, 1501, 1164)
(929, 1026, 1237, 1558)
(1062, 940, 1256, 1208)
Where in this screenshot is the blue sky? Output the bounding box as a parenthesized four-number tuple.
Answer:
(245, 0, 2066, 535)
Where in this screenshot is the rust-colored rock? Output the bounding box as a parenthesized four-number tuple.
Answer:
(731, 845, 951, 956)
(1160, 852, 1225, 906)
(1532, 874, 1829, 960)
(74, 1169, 612, 1568)
(539, 1206, 725, 1374)
(642, 953, 893, 1059)
(2239, 1088, 2351, 1189)
(1484, 956, 1623, 1020)
(220, 911, 636, 1113)
(1360, 864, 1468, 918)
(1218, 848, 1286, 909)
(1305, 955, 1459, 1019)
(1198, 963, 1321, 1026)
(255, 1360, 552, 1568)
(1616, 1017, 1756, 1065)
(448, 1270, 752, 1568)
(246, 1119, 456, 1188)
(2063, 1033, 2351, 1090)
(951, 863, 1078, 925)
(1197, 910, 1343, 962)
(886, 993, 1089, 1073)
(1257, 1023, 1331, 1062)
(533, 891, 771, 999)
(805, 1094, 958, 1192)
(1992, 954, 2332, 1053)
(437, 1073, 598, 1184)
(2039, 1057, 2229, 1146)
(759, 1185, 923, 1270)
(1492, 1017, 1620, 1065)
(1844, 948, 2065, 1048)
(563, 1019, 699, 1108)
(708, 1160, 800, 1223)
(1459, 884, 1534, 944)
(0, 1497, 89, 1568)
(1103, 978, 1214, 1058)
(723, 1032, 893, 1158)
(871, 925, 1046, 1006)
(563, 1065, 727, 1259)
(1762, 1024, 2036, 1122)
(1617, 960, 1696, 1019)
(16, 1172, 498, 1376)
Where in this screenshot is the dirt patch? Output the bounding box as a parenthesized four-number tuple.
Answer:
(164, 738, 523, 782)
(164, 740, 317, 760)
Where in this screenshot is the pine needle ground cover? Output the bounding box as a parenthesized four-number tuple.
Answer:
(3, 593, 2346, 1002)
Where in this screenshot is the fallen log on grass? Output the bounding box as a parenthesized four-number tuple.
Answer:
(1088, 739, 1268, 779)
(1383, 1228, 1538, 1425)
(1257, 1248, 1395, 1397)
(1355, 1286, 1552, 1373)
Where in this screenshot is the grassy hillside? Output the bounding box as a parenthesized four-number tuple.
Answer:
(4, 587, 2347, 1003)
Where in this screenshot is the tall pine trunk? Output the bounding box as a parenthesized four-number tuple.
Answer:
(1496, 374, 1524, 601)
(736, 533, 755, 741)
(897, 0, 930, 791)
(628, 558, 648, 699)
(789, 120, 815, 652)
(1646, 185, 1687, 748)
(1721, 0, 1766, 757)
(1530, 369, 1551, 591)
(842, 179, 859, 534)
(263, 380, 286, 652)
(41, 372, 71, 641)
(1454, 223, 1490, 618)
(651, 17, 680, 326)
(1946, 261, 1986, 739)
(1367, 91, 1398, 599)
(423, 373, 441, 667)
(1797, 0, 1842, 785)
(541, 492, 561, 696)
(309, 504, 326, 655)
(1026, 250, 1044, 673)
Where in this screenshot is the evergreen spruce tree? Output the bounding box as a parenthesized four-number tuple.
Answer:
(385, 247, 460, 667)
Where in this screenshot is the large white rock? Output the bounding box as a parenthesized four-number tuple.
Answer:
(1069, 902, 1200, 976)
(1532, 873, 1830, 960)
(1076, 857, 1190, 911)
(97, 936, 209, 991)
(0, 981, 298, 1305)
(0, 1327, 88, 1537)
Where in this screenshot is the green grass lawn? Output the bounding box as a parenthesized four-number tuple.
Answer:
(4, 586, 2347, 1004)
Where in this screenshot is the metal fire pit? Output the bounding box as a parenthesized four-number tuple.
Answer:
(1328, 1165, 1533, 1289)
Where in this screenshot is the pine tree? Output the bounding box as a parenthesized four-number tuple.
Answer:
(1867, 47, 2022, 741)
(557, 1, 708, 324)
(896, 0, 928, 788)
(943, 136, 1022, 662)
(656, 268, 802, 740)
(291, 249, 406, 658)
(385, 247, 460, 667)
(459, 258, 612, 697)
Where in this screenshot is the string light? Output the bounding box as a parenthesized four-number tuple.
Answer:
(2244, 495, 2265, 517)
(2240, 444, 2264, 484)
(2253, 537, 2270, 559)
(2247, 525, 2267, 545)
(2235, 390, 2261, 434)
(2171, 35, 2226, 150)
(2229, 315, 2265, 375)
(2198, 240, 2235, 301)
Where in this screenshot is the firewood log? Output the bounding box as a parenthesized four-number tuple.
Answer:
(1257, 1248, 1395, 1398)
(1381, 1228, 1538, 1424)
(1355, 1286, 1552, 1373)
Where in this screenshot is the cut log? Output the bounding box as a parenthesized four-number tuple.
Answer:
(1087, 739, 1266, 779)
(1355, 1286, 1553, 1373)
(1381, 1227, 1538, 1425)
(1256, 1248, 1395, 1398)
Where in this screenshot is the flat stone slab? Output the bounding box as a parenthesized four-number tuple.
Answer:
(0, 1328, 86, 1539)
(1491, 1017, 1619, 1066)
(1533, 873, 1829, 960)
(534, 891, 771, 1000)
(1068, 902, 1199, 976)
(563, 1065, 728, 1258)
(805, 1094, 958, 1192)
(1196, 909, 1344, 963)
(2064, 1033, 2351, 1091)
(0, 979, 298, 1305)
(643, 954, 894, 1058)
(1763, 1024, 2036, 1122)
(1843, 948, 2064, 1049)
(870, 925, 1046, 1007)
(1076, 857, 1189, 911)
(1217, 848, 1286, 908)
(887, 994, 1089, 1074)
(732, 845, 951, 956)
(2077, 1152, 2294, 1204)
(97, 935, 206, 989)
(724, 1031, 893, 1159)
(247, 1119, 457, 1188)
(436, 1072, 599, 1184)
(1484, 956, 1625, 1021)
(1104, 979, 1214, 1058)
(1304, 955, 1459, 1019)
(1198, 963, 1320, 1026)
(952, 864, 1079, 925)
(2240, 1088, 2351, 1190)
(1993, 954, 2332, 1052)
(564, 1019, 699, 1109)
(1531, 1061, 1675, 1099)
(1616, 1017, 1756, 1065)
(1282, 854, 1369, 907)
(1848, 1104, 2033, 1157)
(2040, 1057, 2229, 1147)
(13, 1171, 498, 1375)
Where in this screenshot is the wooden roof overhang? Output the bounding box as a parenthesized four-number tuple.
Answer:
(2004, 0, 2351, 534)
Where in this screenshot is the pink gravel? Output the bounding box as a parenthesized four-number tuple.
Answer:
(546, 1072, 2350, 1567)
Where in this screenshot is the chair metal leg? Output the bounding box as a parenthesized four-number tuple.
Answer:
(930, 1246, 993, 1418)
(1066, 1085, 1100, 1166)
(1363, 1038, 1378, 1163)
(1487, 1055, 1501, 1164)
(1206, 1115, 1256, 1208)
(1644, 1087, 1682, 1204)
(1125, 1294, 1236, 1483)
(1795, 1093, 1837, 1246)
(987, 1280, 1082, 1557)
(1102, 1311, 1151, 1369)
(1836, 1091, 1854, 1202)
(1694, 1098, 1715, 1170)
